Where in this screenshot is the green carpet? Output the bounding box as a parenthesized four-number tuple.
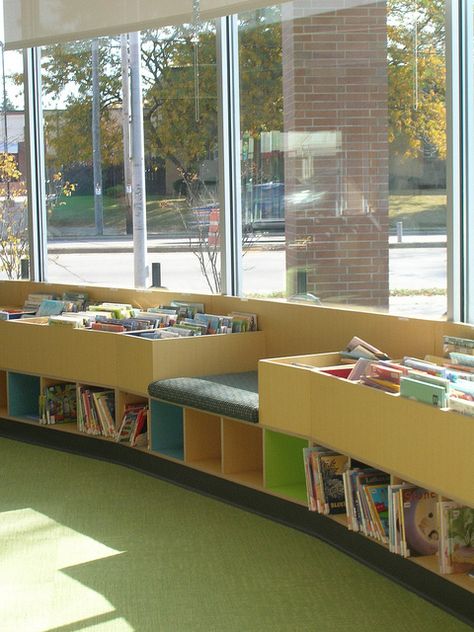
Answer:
(0, 437, 470, 632)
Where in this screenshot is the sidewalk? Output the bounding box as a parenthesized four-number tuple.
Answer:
(46, 232, 446, 254)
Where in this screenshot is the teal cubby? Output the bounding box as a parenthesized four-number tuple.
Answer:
(149, 400, 184, 460)
(8, 372, 41, 421)
(264, 429, 308, 503)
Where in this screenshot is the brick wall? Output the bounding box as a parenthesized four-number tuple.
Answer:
(282, 0, 389, 307)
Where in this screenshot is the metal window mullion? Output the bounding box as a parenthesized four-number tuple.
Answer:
(216, 15, 242, 296)
(23, 47, 47, 281)
(461, 0, 474, 322)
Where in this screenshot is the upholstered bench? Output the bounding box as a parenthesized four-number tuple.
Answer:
(147, 371, 259, 423)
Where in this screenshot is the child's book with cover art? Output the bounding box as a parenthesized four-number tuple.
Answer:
(400, 486, 439, 557)
(36, 299, 66, 317)
(303, 447, 317, 512)
(365, 484, 390, 543)
(446, 506, 474, 574)
(399, 376, 447, 408)
(347, 468, 390, 534)
(319, 453, 349, 515)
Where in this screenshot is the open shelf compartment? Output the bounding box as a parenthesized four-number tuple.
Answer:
(0, 370, 7, 417)
(149, 400, 184, 460)
(264, 429, 309, 504)
(222, 417, 263, 488)
(8, 372, 41, 421)
(184, 408, 222, 474)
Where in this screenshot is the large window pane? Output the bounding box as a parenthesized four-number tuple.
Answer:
(238, 2, 447, 318)
(0, 49, 28, 281)
(43, 24, 219, 292)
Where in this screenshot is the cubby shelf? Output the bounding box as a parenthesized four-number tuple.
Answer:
(8, 372, 41, 421)
(0, 279, 472, 623)
(150, 400, 184, 461)
(264, 429, 309, 504)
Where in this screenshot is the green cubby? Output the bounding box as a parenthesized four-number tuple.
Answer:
(8, 372, 41, 421)
(264, 429, 308, 503)
(149, 399, 184, 460)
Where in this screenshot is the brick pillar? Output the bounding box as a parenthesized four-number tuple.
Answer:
(283, 1, 389, 307)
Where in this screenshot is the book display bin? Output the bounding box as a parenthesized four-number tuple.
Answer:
(0, 280, 472, 626)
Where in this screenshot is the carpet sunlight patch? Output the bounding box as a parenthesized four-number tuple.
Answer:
(0, 508, 132, 632)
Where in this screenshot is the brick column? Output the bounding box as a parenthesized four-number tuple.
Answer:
(282, 1, 389, 308)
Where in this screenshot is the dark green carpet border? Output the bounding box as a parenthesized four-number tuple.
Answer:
(0, 417, 472, 629)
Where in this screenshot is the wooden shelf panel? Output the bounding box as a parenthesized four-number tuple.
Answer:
(411, 555, 474, 592)
(187, 458, 222, 475)
(222, 417, 263, 479)
(266, 483, 308, 505)
(184, 409, 221, 465)
(224, 470, 264, 489)
(309, 371, 474, 506)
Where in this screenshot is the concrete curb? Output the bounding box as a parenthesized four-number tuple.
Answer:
(47, 241, 446, 255)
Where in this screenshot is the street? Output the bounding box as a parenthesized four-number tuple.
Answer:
(42, 244, 447, 318)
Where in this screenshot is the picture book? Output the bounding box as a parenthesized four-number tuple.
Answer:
(0, 308, 36, 320)
(303, 447, 317, 511)
(345, 468, 390, 534)
(347, 358, 373, 381)
(400, 486, 439, 557)
(130, 406, 148, 447)
(402, 357, 447, 377)
(341, 336, 390, 362)
(170, 301, 205, 319)
(447, 396, 474, 416)
(229, 311, 258, 332)
(365, 484, 390, 543)
(445, 506, 474, 574)
(39, 383, 77, 425)
(388, 485, 402, 553)
(116, 403, 148, 446)
(443, 335, 474, 357)
(61, 290, 89, 312)
(91, 322, 126, 333)
(399, 376, 447, 408)
(36, 299, 67, 317)
(449, 352, 474, 368)
(48, 314, 86, 328)
(309, 447, 334, 513)
(91, 390, 116, 438)
(319, 453, 349, 515)
(23, 293, 55, 312)
(405, 369, 450, 390)
(116, 407, 140, 443)
(437, 500, 460, 573)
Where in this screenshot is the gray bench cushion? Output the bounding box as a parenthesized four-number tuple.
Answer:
(148, 371, 259, 423)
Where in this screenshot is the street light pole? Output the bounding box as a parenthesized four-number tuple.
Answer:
(91, 38, 104, 236)
(129, 31, 148, 288)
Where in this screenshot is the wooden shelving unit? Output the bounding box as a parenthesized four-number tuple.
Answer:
(0, 280, 472, 621)
(258, 352, 474, 595)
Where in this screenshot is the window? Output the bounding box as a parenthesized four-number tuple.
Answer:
(43, 24, 219, 292)
(238, 1, 447, 318)
(0, 48, 28, 281)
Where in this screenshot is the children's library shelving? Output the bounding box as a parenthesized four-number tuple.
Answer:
(0, 280, 472, 625)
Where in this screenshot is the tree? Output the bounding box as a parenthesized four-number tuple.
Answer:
(0, 152, 28, 279)
(387, 0, 446, 160)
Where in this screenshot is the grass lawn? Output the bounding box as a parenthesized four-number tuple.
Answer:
(48, 190, 448, 234)
(48, 194, 191, 233)
(389, 190, 446, 231)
